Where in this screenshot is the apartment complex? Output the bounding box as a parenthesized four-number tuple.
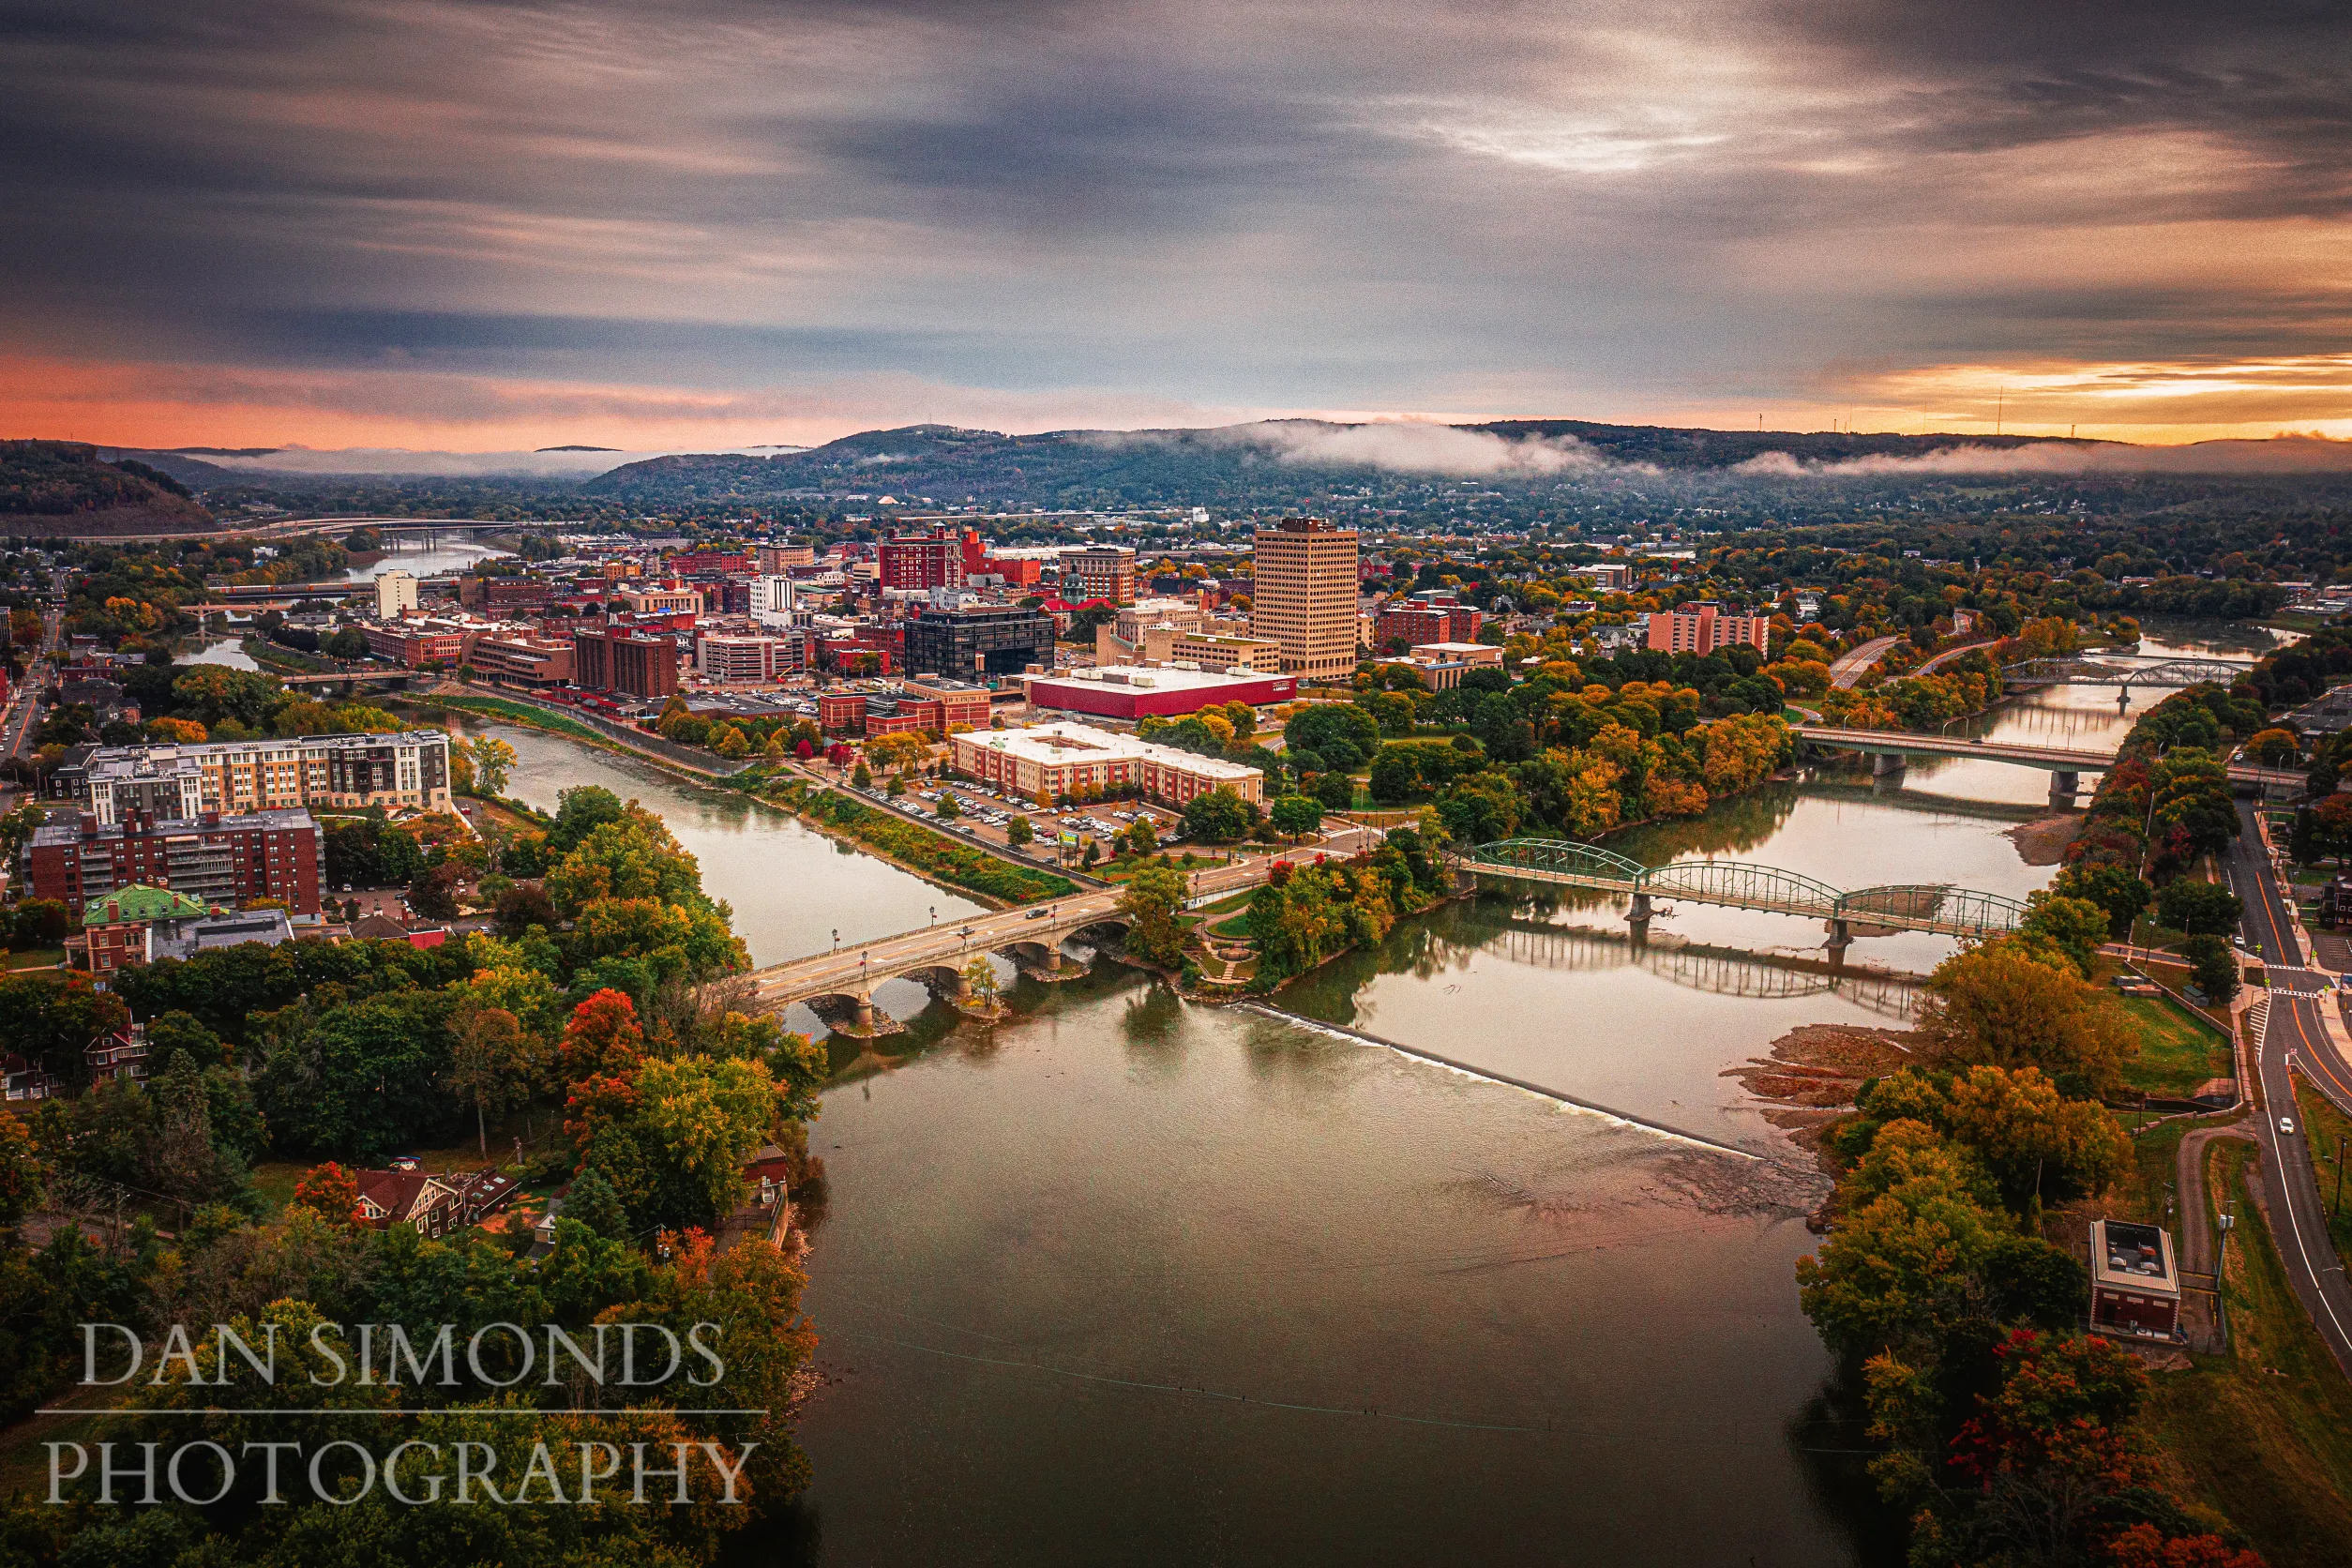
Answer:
(1063, 545, 1137, 605)
(1375, 603, 1484, 648)
(364, 617, 475, 669)
(27, 807, 324, 918)
(77, 731, 455, 823)
(950, 721, 1264, 806)
(1645, 602, 1771, 655)
(1251, 518, 1360, 679)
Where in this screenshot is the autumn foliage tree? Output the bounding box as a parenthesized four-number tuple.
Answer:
(290, 1161, 360, 1224)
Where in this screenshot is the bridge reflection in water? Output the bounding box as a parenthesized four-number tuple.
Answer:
(1489, 918, 1922, 1022)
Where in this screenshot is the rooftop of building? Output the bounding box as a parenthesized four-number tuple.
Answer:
(81, 884, 211, 927)
(83, 731, 447, 773)
(964, 720, 1262, 779)
(1028, 663, 1285, 692)
(2090, 1218, 2177, 1292)
(33, 807, 322, 846)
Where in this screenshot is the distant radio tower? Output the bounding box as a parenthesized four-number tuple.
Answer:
(1996, 387, 2004, 436)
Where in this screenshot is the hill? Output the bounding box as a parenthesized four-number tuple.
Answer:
(577, 419, 2119, 511)
(0, 440, 216, 534)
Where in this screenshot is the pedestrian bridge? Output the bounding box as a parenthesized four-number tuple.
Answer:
(2002, 656, 2253, 689)
(1454, 837, 2028, 952)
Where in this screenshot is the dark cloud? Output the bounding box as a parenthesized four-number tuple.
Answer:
(0, 0, 2346, 437)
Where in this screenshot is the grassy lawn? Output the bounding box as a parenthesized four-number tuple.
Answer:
(2140, 1140, 2352, 1568)
(2290, 1072, 2352, 1262)
(1209, 912, 1254, 939)
(2, 947, 63, 971)
(2118, 993, 2237, 1099)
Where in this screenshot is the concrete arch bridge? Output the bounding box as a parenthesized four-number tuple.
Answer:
(1454, 838, 2027, 964)
(735, 890, 1138, 1034)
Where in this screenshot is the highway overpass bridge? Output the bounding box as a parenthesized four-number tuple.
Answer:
(1792, 725, 2303, 804)
(1452, 837, 2027, 964)
(2001, 655, 2254, 690)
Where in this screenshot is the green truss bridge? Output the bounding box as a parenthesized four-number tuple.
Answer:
(1453, 838, 2027, 962)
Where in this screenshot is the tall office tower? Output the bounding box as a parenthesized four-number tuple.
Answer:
(1249, 518, 1360, 679)
(374, 570, 419, 619)
(1063, 545, 1138, 605)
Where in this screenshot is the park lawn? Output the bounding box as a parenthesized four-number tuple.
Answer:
(418, 691, 608, 746)
(2290, 1072, 2352, 1263)
(2140, 1140, 2352, 1568)
(2, 947, 64, 971)
(1209, 912, 1255, 940)
(2119, 993, 2237, 1099)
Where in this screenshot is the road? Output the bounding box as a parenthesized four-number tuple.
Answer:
(1828, 633, 1901, 689)
(2223, 801, 2352, 1375)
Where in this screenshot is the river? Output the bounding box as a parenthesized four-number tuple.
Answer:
(460, 627, 2280, 1566)
(341, 531, 513, 580)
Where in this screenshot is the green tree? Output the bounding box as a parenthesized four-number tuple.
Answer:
(547, 784, 626, 854)
(852, 759, 873, 788)
(562, 1165, 632, 1241)
(2049, 862, 2152, 939)
(1007, 814, 1034, 846)
(1919, 938, 2135, 1100)
(937, 792, 960, 820)
(1183, 787, 1259, 843)
(2018, 890, 2111, 977)
(1119, 864, 1190, 967)
(2181, 933, 2239, 1004)
(2155, 879, 2243, 936)
(1269, 793, 1324, 839)
(324, 626, 369, 660)
(961, 955, 1001, 1005)
(446, 1001, 530, 1159)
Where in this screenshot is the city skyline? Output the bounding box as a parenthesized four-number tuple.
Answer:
(2, 1, 2348, 451)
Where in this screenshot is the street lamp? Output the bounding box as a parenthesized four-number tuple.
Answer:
(831, 927, 839, 952)
(929, 905, 937, 927)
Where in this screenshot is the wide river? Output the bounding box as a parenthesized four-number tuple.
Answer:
(462, 621, 2271, 1567)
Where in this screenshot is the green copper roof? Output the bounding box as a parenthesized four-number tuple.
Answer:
(83, 884, 211, 927)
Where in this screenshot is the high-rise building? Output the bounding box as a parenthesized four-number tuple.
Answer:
(751, 575, 799, 628)
(374, 570, 419, 619)
(1063, 546, 1137, 606)
(757, 544, 817, 573)
(878, 530, 962, 592)
(1250, 518, 1360, 679)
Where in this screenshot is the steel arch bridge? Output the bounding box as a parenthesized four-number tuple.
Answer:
(1455, 838, 2026, 938)
(2001, 656, 2250, 690)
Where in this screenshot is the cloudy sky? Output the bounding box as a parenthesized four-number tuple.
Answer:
(2, 0, 2346, 450)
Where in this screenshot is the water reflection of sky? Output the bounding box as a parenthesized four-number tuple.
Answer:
(340, 534, 512, 580)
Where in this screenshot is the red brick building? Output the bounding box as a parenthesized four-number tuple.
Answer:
(573, 626, 682, 699)
(1375, 604, 1484, 649)
(878, 530, 962, 592)
(26, 808, 324, 918)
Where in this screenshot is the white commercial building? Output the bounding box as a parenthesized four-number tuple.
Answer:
(374, 570, 419, 619)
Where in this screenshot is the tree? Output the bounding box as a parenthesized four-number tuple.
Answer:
(291, 1161, 360, 1225)
(852, 759, 873, 788)
(1007, 814, 1034, 846)
(547, 784, 626, 854)
(2246, 727, 2299, 766)
(1183, 787, 1259, 843)
(1125, 815, 1157, 855)
(2156, 879, 2243, 937)
(0, 1113, 41, 1228)
(2018, 890, 2111, 977)
(1270, 793, 1324, 840)
(1119, 864, 1190, 967)
(463, 734, 517, 796)
(143, 715, 207, 744)
(447, 1002, 530, 1158)
(562, 1165, 632, 1241)
(1311, 770, 1356, 811)
(325, 626, 370, 660)
(407, 862, 465, 920)
(961, 955, 1001, 1005)
(561, 988, 646, 1081)
(493, 880, 557, 934)
(2182, 933, 2239, 1005)
(2051, 862, 2152, 939)
(1919, 939, 2135, 1099)
(937, 792, 960, 820)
